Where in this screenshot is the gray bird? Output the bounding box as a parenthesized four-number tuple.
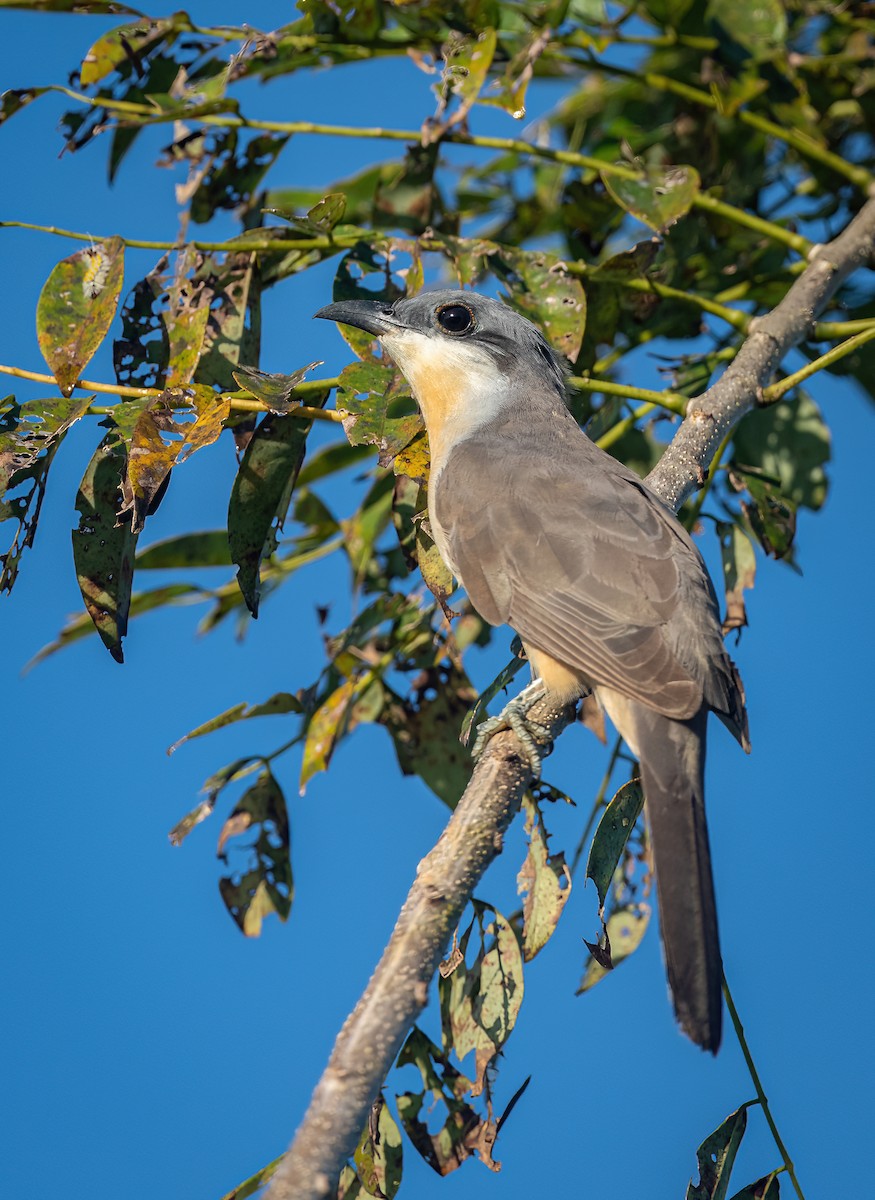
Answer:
(315, 289, 749, 1052)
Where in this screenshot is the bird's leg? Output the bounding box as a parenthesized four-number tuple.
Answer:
(470, 679, 553, 778)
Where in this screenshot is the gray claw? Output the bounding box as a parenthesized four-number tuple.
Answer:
(470, 681, 550, 776)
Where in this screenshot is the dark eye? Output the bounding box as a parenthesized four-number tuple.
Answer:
(435, 303, 475, 335)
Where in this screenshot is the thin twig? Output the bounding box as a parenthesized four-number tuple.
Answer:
(723, 973, 806, 1200)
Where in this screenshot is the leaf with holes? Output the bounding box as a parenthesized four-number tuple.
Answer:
(72, 428, 138, 663)
(687, 1105, 750, 1200)
(336, 359, 420, 458)
(1, 394, 94, 591)
(603, 165, 700, 233)
(217, 768, 292, 937)
(228, 405, 322, 616)
(517, 792, 572, 960)
(37, 237, 125, 396)
(494, 248, 587, 361)
(122, 387, 230, 533)
(331, 245, 404, 358)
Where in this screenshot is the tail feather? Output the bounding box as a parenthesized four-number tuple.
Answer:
(634, 705, 723, 1052)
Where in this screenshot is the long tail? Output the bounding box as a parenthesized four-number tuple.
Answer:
(633, 704, 723, 1052)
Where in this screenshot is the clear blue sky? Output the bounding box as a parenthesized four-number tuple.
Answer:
(2, 6, 872, 1198)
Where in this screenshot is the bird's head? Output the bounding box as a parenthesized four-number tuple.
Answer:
(314, 290, 567, 432)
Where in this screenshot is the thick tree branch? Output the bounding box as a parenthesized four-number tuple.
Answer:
(265, 198, 875, 1200)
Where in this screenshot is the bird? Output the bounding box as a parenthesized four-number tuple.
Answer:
(315, 289, 749, 1053)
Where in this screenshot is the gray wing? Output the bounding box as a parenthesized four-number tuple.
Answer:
(433, 415, 747, 738)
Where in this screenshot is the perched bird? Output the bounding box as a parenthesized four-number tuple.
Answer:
(315, 289, 749, 1052)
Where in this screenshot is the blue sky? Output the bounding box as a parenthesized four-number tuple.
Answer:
(2, 6, 873, 1199)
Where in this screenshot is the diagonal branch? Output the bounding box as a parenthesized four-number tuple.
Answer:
(265, 197, 875, 1200)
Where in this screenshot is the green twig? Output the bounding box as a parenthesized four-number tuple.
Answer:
(723, 972, 806, 1200)
(761, 324, 875, 403)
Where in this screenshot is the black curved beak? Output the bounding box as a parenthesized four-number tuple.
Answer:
(314, 299, 401, 336)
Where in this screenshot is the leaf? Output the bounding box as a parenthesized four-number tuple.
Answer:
(578, 905, 651, 992)
(217, 768, 293, 937)
(718, 522, 756, 635)
(336, 359, 420, 460)
(232, 361, 323, 412)
(494, 248, 587, 361)
(440, 905, 524, 1095)
(395, 1027, 490, 1177)
(707, 0, 787, 59)
(517, 793, 572, 960)
(687, 1105, 750, 1200)
(586, 779, 645, 911)
(0, 86, 49, 126)
(1, 394, 93, 591)
(79, 17, 175, 86)
(190, 132, 289, 226)
(733, 393, 830, 511)
(300, 677, 384, 792)
(331, 244, 404, 358)
(460, 653, 527, 748)
(602, 165, 701, 233)
(426, 28, 498, 142)
(218, 1155, 283, 1200)
(729, 1171, 781, 1200)
(136, 530, 231, 569)
(37, 237, 125, 396)
(228, 407, 322, 617)
(392, 476, 454, 608)
(276, 191, 347, 235)
(483, 26, 552, 120)
(352, 1098, 403, 1200)
(383, 662, 477, 808)
(732, 470, 797, 561)
(169, 693, 303, 754)
(72, 429, 138, 662)
(121, 387, 230, 533)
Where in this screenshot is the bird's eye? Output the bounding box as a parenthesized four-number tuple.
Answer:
(435, 303, 475, 335)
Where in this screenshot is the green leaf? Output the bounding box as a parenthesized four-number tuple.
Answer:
(517, 792, 572, 960)
(1, 394, 93, 591)
(217, 1155, 283, 1200)
(586, 779, 645, 911)
(732, 470, 797, 561)
(395, 1027, 483, 1177)
(728, 1171, 781, 1200)
(352, 1099, 403, 1200)
(232, 361, 323, 413)
(483, 27, 552, 120)
(37, 237, 125, 396)
(228, 408, 321, 616)
(0, 86, 49, 126)
(436, 28, 498, 130)
(495, 248, 587, 361)
(300, 677, 384, 791)
(578, 905, 651, 992)
(733, 393, 830, 511)
(707, 0, 787, 59)
(136, 530, 232, 569)
(687, 1105, 750, 1200)
(331, 244, 404, 358)
(169, 693, 303, 754)
(72, 429, 138, 662)
(602, 164, 701, 233)
(718, 522, 756, 635)
(336, 359, 420, 458)
(217, 768, 293, 937)
(440, 904, 524, 1095)
(79, 17, 175, 87)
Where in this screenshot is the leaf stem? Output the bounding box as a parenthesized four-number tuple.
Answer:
(722, 972, 806, 1200)
(761, 324, 875, 403)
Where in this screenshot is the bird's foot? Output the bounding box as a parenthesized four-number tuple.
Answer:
(471, 680, 552, 778)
